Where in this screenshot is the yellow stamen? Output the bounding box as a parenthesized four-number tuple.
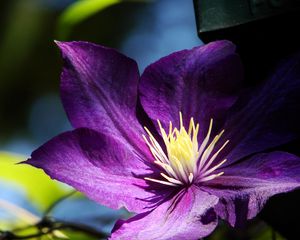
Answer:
(143, 112, 228, 187)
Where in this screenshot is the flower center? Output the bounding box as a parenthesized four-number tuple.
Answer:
(143, 112, 229, 187)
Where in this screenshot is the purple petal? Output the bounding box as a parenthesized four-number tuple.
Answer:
(56, 41, 149, 159)
(221, 54, 300, 165)
(25, 128, 156, 213)
(111, 187, 219, 240)
(139, 40, 243, 140)
(203, 151, 300, 227)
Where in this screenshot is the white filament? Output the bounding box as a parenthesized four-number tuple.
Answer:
(143, 112, 228, 187)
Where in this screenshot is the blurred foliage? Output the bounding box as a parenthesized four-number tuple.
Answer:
(0, 152, 67, 211)
(0, 0, 61, 140)
(2, 218, 106, 240)
(61, 232, 98, 240)
(57, 0, 121, 39)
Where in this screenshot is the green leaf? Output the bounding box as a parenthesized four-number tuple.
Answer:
(57, 0, 121, 39)
(0, 152, 68, 211)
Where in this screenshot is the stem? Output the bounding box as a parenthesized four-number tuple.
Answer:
(43, 190, 77, 216)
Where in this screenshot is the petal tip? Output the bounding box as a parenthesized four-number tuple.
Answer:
(54, 40, 72, 53)
(54, 40, 64, 47)
(21, 157, 35, 167)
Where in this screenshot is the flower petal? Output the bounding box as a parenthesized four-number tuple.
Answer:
(57, 41, 149, 158)
(221, 54, 300, 164)
(25, 128, 156, 213)
(203, 151, 300, 227)
(139, 40, 243, 140)
(111, 187, 219, 240)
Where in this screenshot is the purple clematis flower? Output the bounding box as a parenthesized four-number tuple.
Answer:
(26, 40, 300, 239)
